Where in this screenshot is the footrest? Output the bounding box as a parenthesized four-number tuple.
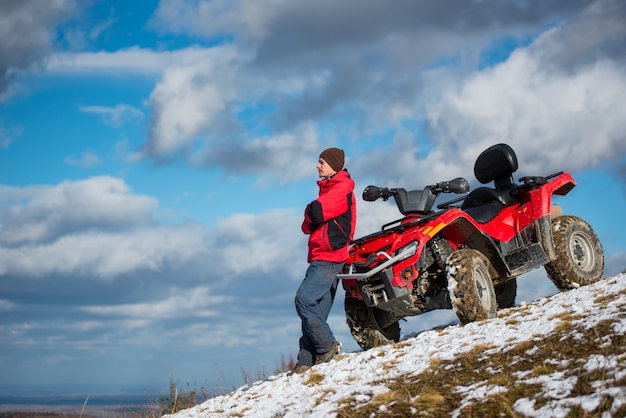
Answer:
(506, 243, 549, 274)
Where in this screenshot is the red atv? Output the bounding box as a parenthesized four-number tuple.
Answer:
(338, 143, 604, 350)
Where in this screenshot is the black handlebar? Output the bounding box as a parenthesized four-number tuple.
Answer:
(363, 177, 469, 202)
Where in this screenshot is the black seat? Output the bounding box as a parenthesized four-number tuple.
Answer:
(462, 143, 519, 221)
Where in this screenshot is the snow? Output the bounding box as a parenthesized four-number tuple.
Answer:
(166, 274, 626, 418)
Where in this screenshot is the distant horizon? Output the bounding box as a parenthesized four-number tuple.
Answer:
(0, 383, 163, 397)
(0, 400, 155, 417)
(0, 389, 158, 409)
(0, 387, 171, 415)
(0, 378, 237, 410)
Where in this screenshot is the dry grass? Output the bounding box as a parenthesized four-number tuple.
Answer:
(303, 371, 325, 386)
(335, 297, 626, 418)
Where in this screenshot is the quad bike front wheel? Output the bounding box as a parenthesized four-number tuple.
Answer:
(446, 249, 497, 324)
(545, 215, 604, 291)
(345, 296, 400, 350)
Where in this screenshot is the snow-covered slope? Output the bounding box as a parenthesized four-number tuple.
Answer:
(167, 274, 626, 418)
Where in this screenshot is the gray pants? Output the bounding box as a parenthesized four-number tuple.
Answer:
(294, 260, 343, 366)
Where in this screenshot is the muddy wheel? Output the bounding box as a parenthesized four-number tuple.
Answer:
(495, 278, 517, 309)
(545, 215, 604, 291)
(446, 249, 497, 324)
(345, 296, 400, 350)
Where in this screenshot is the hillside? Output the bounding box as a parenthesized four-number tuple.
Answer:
(166, 274, 626, 418)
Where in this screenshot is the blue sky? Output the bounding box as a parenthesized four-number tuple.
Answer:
(1, 0, 626, 397)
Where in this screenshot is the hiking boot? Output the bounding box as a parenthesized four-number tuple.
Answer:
(291, 363, 311, 374)
(314, 340, 342, 365)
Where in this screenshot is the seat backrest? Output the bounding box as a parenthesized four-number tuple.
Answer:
(461, 143, 519, 215)
(473, 143, 518, 189)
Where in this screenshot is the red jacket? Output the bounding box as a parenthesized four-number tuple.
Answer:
(302, 169, 357, 263)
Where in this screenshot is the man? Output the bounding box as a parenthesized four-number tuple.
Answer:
(293, 147, 357, 373)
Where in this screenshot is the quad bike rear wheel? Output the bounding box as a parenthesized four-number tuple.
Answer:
(545, 215, 604, 291)
(345, 296, 400, 350)
(446, 249, 497, 324)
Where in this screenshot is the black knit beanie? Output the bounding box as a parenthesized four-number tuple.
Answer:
(319, 148, 345, 172)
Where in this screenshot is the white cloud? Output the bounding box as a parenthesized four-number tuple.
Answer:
(0, 223, 209, 278)
(346, 6, 626, 188)
(64, 152, 103, 168)
(215, 210, 305, 277)
(45, 46, 218, 75)
(190, 123, 320, 184)
(80, 104, 144, 127)
(145, 54, 239, 155)
(0, 176, 157, 246)
(80, 286, 227, 319)
(0, 299, 16, 311)
(150, 0, 283, 43)
(29, 0, 624, 187)
(425, 33, 626, 178)
(0, 176, 157, 245)
(0, 177, 308, 280)
(0, 0, 76, 98)
(7, 0, 625, 186)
